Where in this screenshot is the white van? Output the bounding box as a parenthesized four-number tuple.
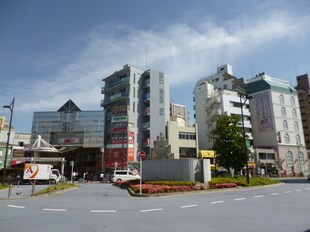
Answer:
(111, 170, 140, 182)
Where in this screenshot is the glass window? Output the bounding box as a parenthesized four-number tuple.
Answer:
(283, 120, 288, 130)
(299, 152, 305, 173)
(285, 133, 290, 143)
(296, 134, 301, 145)
(294, 121, 299, 131)
(290, 96, 295, 106)
(292, 109, 297, 118)
(279, 94, 285, 104)
(286, 151, 294, 170)
(281, 107, 286, 117)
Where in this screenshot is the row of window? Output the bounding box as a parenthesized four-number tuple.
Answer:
(179, 132, 196, 140)
(282, 120, 299, 131)
(279, 94, 295, 106)
(283, 133, 301, 144)
(281, 107, 297, 118)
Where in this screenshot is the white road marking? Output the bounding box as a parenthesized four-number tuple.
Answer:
(140, 208, 163, 213)
(7, 205, 25, 209)
(43, 208, 67, 212)
(210, 201, 224, 204)
(295, 189, 302, 192)
(305, 188, 310, 190)
(270, 193, 279, 196)
(284, 191, 292, 194)
(90, 210, 117, 213)
(234, 198, 246, 201)
(180, 204, 198, 208)
(254, 195, 264, 198)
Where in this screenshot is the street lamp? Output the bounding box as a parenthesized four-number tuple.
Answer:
(239, 93, 250, 184)
(1, 97, 15, 185)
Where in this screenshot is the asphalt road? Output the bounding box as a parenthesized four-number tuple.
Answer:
(0, 180, 310, 232)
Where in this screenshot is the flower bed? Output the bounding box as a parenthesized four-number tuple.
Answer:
(114, 180, 207, 194)
(129, 184, 206, 194)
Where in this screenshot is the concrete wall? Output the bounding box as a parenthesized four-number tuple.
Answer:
(142, 158, 202, 182)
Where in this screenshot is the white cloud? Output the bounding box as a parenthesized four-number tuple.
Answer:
(12, 7, 310, 114)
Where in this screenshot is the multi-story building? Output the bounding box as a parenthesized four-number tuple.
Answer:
(247, 72, 308, 176)
(170, 103, 190, 126)
(296, 74, 310, 150)
(193, 64, 252, 150)
(0, 116, 31, 169)
(101, 64, 170, 172)
(166, 115, 198, 159)
(31, 99, 104, 178)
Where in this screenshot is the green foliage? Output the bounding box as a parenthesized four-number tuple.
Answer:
(0, 184, 9, 190)
(34, 183, 78, 196)
(213, 115, 248, 173)
(209, 176, 280, 188)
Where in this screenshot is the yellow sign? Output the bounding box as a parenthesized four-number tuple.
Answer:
(199, 150, 215, 159)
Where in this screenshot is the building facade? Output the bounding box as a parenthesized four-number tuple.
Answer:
(247, 73, 308, 176)
(166, 116, 198, 159)
(296, 74, 310, 150)
(193, 64, 253, 151)
(31, 99, 104, 179)
(101, 64, 170, 171)
(170, 103, 190, 126)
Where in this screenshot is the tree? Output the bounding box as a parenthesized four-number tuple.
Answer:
(152, 133, 172, 159)
(212, 115, 247, 173)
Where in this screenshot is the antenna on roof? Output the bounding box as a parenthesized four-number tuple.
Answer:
(145, 46, 148, 70)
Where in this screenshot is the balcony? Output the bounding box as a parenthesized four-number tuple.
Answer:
(142, 138, 150, 146)
(102, 77, 130, 94)
(143, 107, 150, 115)
(143, 79, 150, 88)
(143, 92, 150, 102)
(101, 92, 129, 106)
(142, 122, 150, 130)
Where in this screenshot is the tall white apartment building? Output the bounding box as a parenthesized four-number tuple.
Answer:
(247, 72, 308, 176)
(101, 64, 170, 171)
(193, 64, 252, 152)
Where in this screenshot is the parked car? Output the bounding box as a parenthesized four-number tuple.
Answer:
(111, 170, 140, 183)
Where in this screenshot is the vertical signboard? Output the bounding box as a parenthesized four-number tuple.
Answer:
(255, 92, 273, 130)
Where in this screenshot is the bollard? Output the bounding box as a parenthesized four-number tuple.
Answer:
(8, 183, 12, 198)
(31, 181, 36, 197)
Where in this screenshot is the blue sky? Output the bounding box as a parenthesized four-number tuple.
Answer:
(1, 0, 310, 133)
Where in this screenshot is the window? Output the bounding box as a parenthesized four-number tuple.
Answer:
(279, 94, 284, 104)
(294, 121, 299, 131)
(292, 109, 297, 118)
(290, 96, 295, 106)
(299, 152, 305, 173)
(285, 133, 290, 143)
(283, 120, 288, 130)
(179, 132, 196, 140)
(286, 151, 294, 171)
(281, 107, 286, 117)
(296, 134, 301, 145)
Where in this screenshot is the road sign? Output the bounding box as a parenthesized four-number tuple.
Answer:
(139, 151, 146, 160)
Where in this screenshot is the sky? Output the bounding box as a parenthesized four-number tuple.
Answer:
(1, 0, 310, 133)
